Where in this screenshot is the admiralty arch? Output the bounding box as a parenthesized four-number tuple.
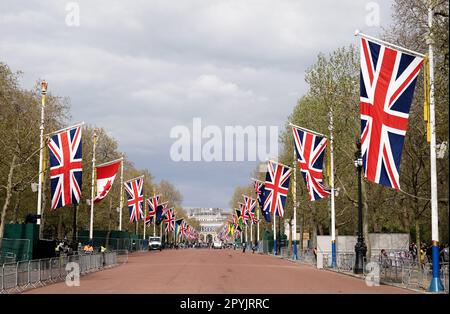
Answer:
(187, 208, 228, 243)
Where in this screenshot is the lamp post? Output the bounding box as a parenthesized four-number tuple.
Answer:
(36, 80, 48, 229)
(353, 140, 366, 274)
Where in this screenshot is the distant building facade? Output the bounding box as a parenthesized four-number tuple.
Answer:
(188, 208, 228, 243)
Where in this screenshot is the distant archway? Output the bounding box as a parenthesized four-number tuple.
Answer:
(206, 234, 213, 243)
(199, 234, 205, 242)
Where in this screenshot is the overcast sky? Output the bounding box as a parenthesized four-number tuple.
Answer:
(0, 0, 392, 210)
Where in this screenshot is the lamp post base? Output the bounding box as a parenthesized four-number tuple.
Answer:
(428, 244, 444, 292)
(331, 241, 337, 268)
(354, 241, 367, 274)
(292, 240, 298, 260)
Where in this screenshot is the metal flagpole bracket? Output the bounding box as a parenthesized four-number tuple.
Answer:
(268, 159, 293, 170)
(96, 157, 124, 168)
(289, 122, 328, 139)
(354, 30, 426, 58)
(124, 174, 145, 183)
(45, 121, 85, 137)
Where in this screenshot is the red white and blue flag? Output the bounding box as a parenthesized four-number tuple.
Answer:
(48, 125, 82, 210)
(243, 195, 257, 223)
(292, 126, 331, 201)
(239, 202, 249, 226)
(253, 180, 270, 222)
(145, 195, 160, 225)
(360, 37, 423, 189)
(180, 220, 188, 239)
(155, 202, 168, 225)
(124, 176, 144, 223)
(263, 160, 292, 218)
(164, 208, 175, 233)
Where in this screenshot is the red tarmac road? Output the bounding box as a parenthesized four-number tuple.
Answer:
(26, 249, 413, 294)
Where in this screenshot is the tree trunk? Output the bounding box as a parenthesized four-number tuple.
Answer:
(0, 154, 17, 240)
(311, 211, 318, 249)
(299, 209, 304, 251)
(57, 211, 63, 239)
(13, 193, 20, 224)
(415, 218, 421, 250)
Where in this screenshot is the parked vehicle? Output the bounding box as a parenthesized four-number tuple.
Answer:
(213, 241, 223, 249)
(148, 236, 162, 251)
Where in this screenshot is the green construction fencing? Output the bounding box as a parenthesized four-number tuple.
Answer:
(0, 224, 38, 262)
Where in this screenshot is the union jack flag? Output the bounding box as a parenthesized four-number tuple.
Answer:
(239, 202, 249, 225)
(243, 195, 257, 223)
(180, 220, 188, 239)
(263, 160, 292, 218)
(145, 195, 160, 224)
(124, 176, 144, 223)
(360, 37, 424, 189)
(47, 125, 82, 210)
(292, 126, 331, 201)
(164, 208, 175, 233)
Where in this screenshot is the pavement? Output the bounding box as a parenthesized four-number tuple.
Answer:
(25, 248, 414, 294)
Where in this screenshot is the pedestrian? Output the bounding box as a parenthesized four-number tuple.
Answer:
(252, 239, 258, 254)
(419, 245, 426, 265)
(442, 244, 449, 263)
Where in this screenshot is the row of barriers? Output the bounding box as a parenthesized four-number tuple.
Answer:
(320, 251, 449, 293)
(0, 250, 129, 294)
(261, 247, 448, 293)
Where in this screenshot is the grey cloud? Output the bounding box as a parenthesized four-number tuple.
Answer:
(0, 0, 392, 209)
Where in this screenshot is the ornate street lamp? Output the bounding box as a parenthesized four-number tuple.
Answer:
(354, 140, 366, 274)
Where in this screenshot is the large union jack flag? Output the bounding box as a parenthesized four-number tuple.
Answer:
(292, 126, 331, 201)
(263, 160, 292, 218)
(48, 125, 82, 210)
(360, 37, 423, 189)
(124, 176, 144, 223)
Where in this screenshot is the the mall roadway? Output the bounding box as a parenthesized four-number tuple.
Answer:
(25, 249, 414, 294)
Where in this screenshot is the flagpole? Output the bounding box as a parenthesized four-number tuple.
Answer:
(244, 224, 247, 250)
(329, 102, 337, 268)
(173, 211, 176, 247)
(427, 4, 444, 293)
(119, 155, 124, 231)
(257, 208, 260, 244)
(250, 221, 253, 247)
(143, 192, 146, 240)
(89, 129, 98, 241)
(36, 80, 47, 229)
(273, 212, 277, 255)
(292, 146, 298, 260)
(153, 218, 156, 236)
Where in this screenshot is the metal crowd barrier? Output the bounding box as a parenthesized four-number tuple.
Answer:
(0, 250, 128, 294)
(320, 251, 448, 293)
